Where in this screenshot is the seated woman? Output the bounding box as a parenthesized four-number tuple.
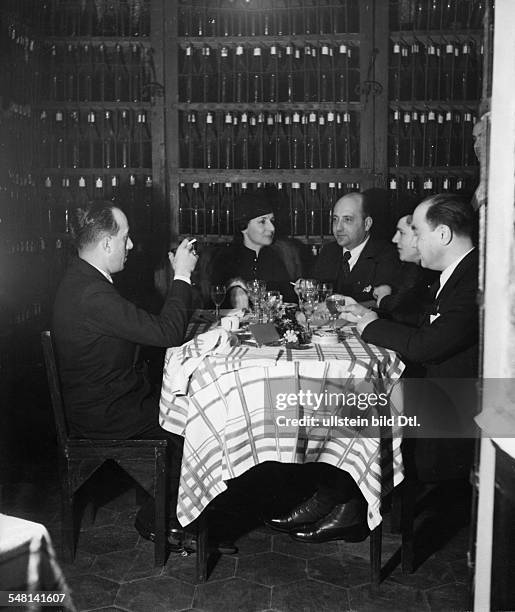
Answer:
(211, 191, 301, 308)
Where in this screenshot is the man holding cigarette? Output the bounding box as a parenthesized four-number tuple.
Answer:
(53, 202, 198, 547)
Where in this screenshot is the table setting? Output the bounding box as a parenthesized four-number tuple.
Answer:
(159, 279, 406, 531)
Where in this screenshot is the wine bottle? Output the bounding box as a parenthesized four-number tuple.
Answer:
(235, 111, 250, 169)
(319, 44, 334, 102)
(305, 112, 319, 169)
(249, 46, 263, 103)
(132, 110, 151, 168)
(303, 44, 318, 103)
(264, 45, 279, 103)
(320, 111, 336, 169)
(290, 112, 304, 170)
(203, 112, 218, 169)
(398, 111, 411, 167)
(220, 112, 234, 169)
(290, 182, 305, 236)
(54, 110, 67, 169)
(117, 109, 132, 169)
(218, 46, 233, 103)
(114, 43, 130, 102)
(234, 45, 248, 103)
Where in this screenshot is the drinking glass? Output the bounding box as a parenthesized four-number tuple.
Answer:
(210, 284, 226, 322)
(301, 295, 317, 332)
(265, 290, 282, 322)
(325, 294, 346, 328)
(317, 281, 333, 302)
(247, 279, 267, 321)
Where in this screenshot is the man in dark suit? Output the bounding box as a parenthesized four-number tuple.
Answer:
(267, 194, 478, 543)
(373, 211, 438, 325)
(349, 194, 478, 378)
(313, 192, 401, 305)
(53, 201, 198, 545)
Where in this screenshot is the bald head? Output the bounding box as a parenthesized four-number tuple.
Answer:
(332, 193, 372, 250)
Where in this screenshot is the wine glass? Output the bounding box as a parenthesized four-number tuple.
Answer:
(247, 279, 267, 321)
(265, 290, 282, 322)
(210, 284, 226, 322)
(326, 294, 346, 328)
(301, 295, 317, 333)
(317, 282, 333, 302)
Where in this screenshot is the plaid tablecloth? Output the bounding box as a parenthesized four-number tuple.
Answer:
(159, 315, 405, 530)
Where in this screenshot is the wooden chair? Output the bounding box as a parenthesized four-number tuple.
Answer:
(41, 330, 209, 580)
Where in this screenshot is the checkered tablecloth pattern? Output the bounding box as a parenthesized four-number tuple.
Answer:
(159, 313, 405, 530)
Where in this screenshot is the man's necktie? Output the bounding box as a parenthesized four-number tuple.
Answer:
(335, 250, 352, 293)
(428, 279, 441, 318)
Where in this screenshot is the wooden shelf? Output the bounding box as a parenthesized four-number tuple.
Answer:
(177, 34, 361, 48)
(35, 102, 152, 110)
(390, 30, 482, 44)
(36, 168, 152, 175)
(38, 36, 151, 46)
(176, 168, 368, 182)
(389, 101, 480, 111)
(175, 102, 362, 112)
(389, 166, 479, 175)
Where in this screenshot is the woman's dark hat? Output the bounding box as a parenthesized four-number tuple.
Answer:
(235, 192, 274, 229)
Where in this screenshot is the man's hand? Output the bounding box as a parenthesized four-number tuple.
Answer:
(169, 238, 198, 278)
(373, 284, 392, 306)
(230, 286, 249, 309)
(341, 303, 378, 334)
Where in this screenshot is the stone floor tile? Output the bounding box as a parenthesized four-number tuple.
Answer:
(237, 552, 306, 586)
(234, 530, 273, 556)
(425, 582, 471, 611)
(308, 554, 372, 588)
(66, 574, 120, 611)
(334, 532, 401, 566)
(81, 506, 121, 530)
(194, 577, 270, 612)
(123, 548, 164, 582)
(89, 549, 141, 583)
(115, 576, 194, 612)
(388, 558, 456, 590)
(78, 524, 139, 556)
(59, 551, 98, 578)
(271, 578, 350, 612)
(163, 551, 236, 584)
(348, 582, 430, 612)
(272, 533, 339, 559)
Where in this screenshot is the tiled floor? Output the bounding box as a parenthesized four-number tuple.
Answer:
(1, 367, 474, 612)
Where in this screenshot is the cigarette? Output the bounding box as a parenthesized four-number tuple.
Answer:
(187, 238, 197, 246)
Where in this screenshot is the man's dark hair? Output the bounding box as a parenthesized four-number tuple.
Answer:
(70, 201, 120, 251)
(421, 193, 476, 239)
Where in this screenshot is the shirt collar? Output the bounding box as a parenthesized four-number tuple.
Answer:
(343, 235, 370, 269)
(89, 262, 113, 284)
(437, 247, 475, 297)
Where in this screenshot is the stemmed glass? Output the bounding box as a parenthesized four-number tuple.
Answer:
(210, 284, 226, 322)
(325, 294, 346, 328)
(317, 282, 333, 303)
(301, 293, 317, 333)
(247, 280, 267, 322)
(264, 290, 282, 322)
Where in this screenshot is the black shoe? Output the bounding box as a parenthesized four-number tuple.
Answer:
(265, 491, 336, 533)
(290, 497, 369, 544)
(134, 517, 187, 553)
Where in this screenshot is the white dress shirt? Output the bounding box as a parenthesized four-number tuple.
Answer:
(343, 235, 370, 271)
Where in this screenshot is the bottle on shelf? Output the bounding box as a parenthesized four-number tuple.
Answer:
(289, 111, 304, 170)
(114, 43, 130, 102)
(389, 42, 402, 101)
(398, 111, 412, 167)
(234, 45, 248, 104)
(101, 110, 116, 170)
(290, 182, 305, 237)
(306, 182, 322, 237)
(129, 43, 143, 103)
(64, 43, 78, 102)
(264, 45, 279, 103)
(199, 46, 216, 104)
(203, 111, 218, 170)
(275, 112, 288, 170)
(68, 110, 81, 169)
(220, 112, 235, 170)
(410, 110, 423, 167)
(191, 181, 204, 235)
(337, 112, 358, 168)
(117, 109, 132, 169)
(131, 110, 152, 168)
(78, 44, 94, 102)
(218, 46, 234, 103)
(264, 113, 276, 170)
(305, 111, 320, 169)
(303, 44, 318, 103)
(320, 112, 336, 169)
(220, 182, 234, 235)
(53, 110, 67, 169)
(249, 46, 263, 104)
(319, 44, 334, 102)
(235, 111, 250, 169)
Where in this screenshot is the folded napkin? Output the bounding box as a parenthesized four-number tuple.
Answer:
(162, 328, 231, 396)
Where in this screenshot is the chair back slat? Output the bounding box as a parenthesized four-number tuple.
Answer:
(41, 331, 69, 450)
